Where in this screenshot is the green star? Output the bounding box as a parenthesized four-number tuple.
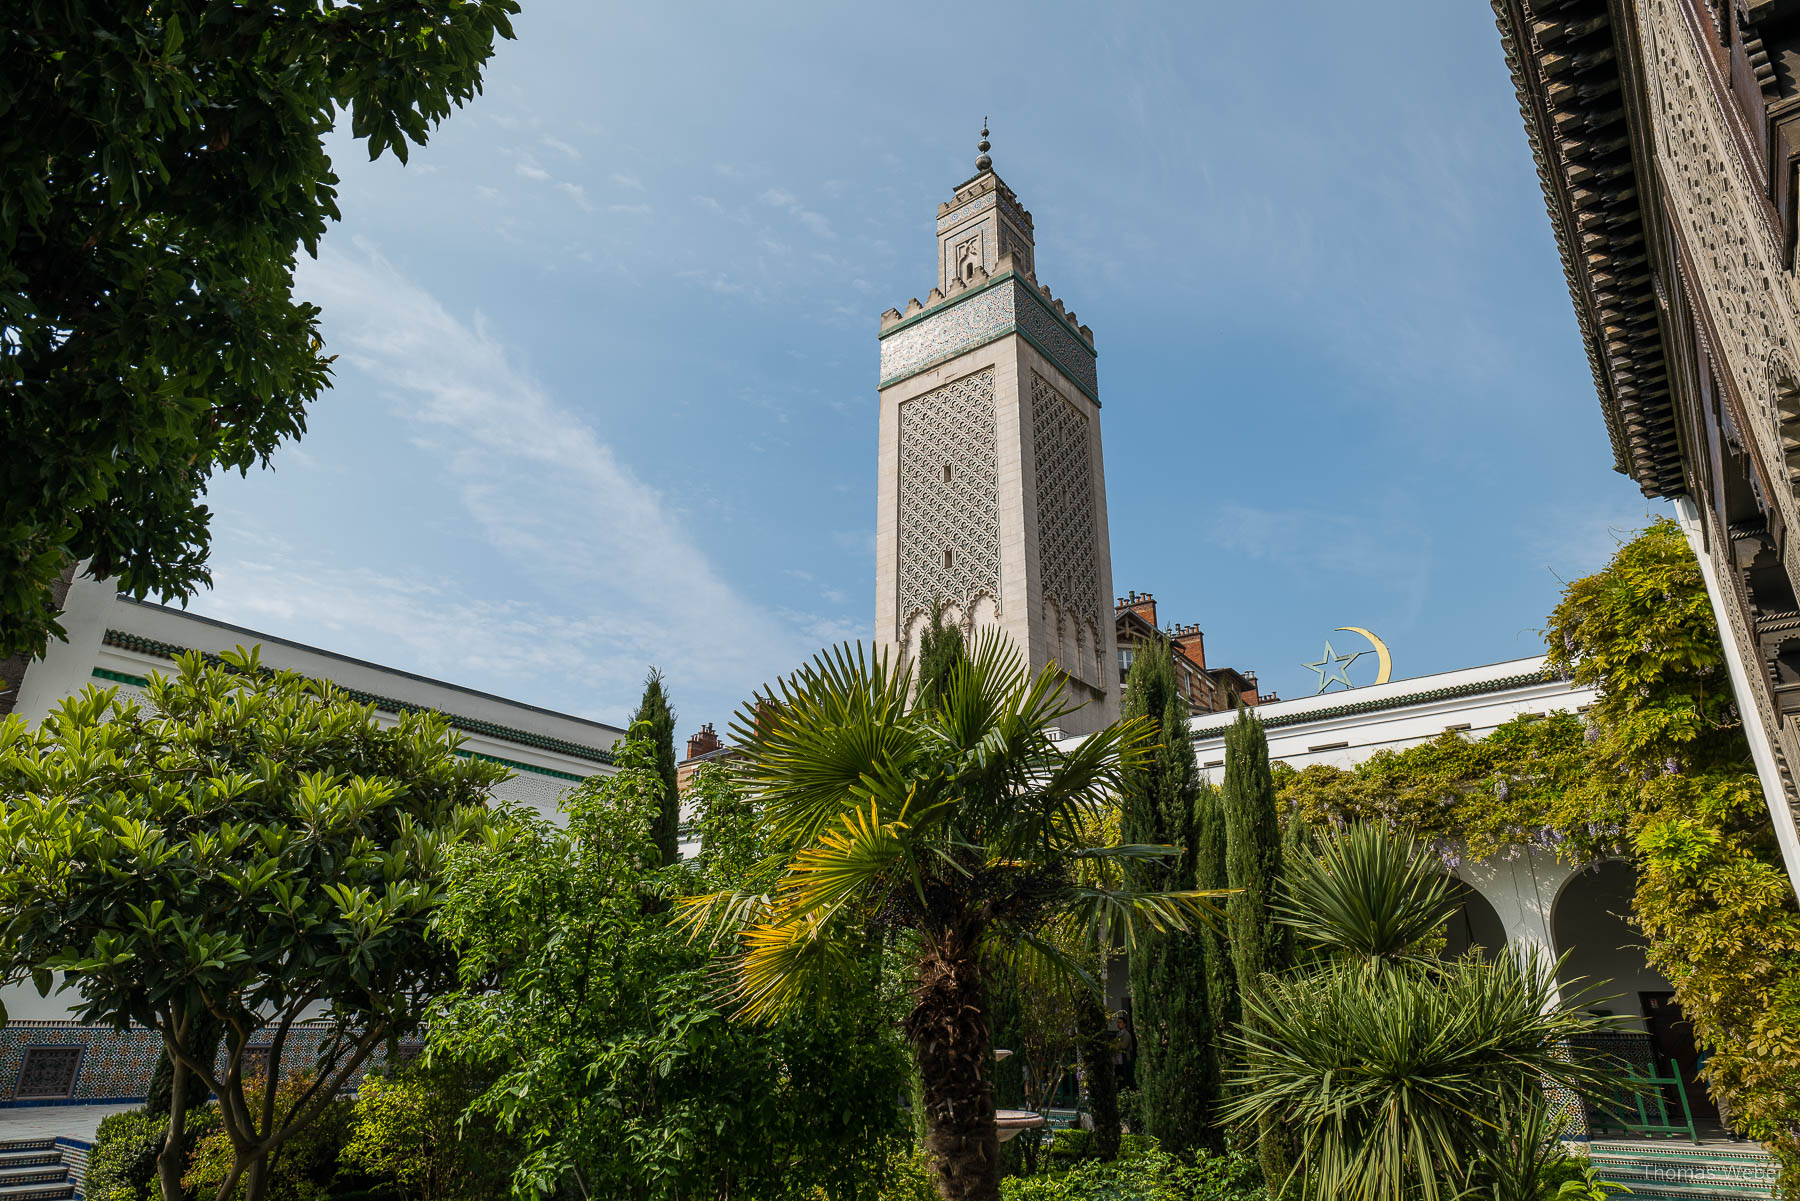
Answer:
(1303, 640, 1368, 694)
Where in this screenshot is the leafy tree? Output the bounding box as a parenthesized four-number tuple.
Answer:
(183, 1073, 355, 1201)
(0, 648, 502, 1201)
(681, 635, 1225, 1201)
(1221, 706, 1293, 1184)
(340, 1061, 519, 1201)
(0, 0, 520, 662)
(630, 668, 681, 868)
(916, 601, 968, 711)
(428, 748, 910, 1200)
(1, 0, 522, 662)
(1117, 637, 1220, 1154)
(1227, 826, 1613, 1201)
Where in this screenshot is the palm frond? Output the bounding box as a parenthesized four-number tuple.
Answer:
(672, 888, 775, 947)
(727, 643, 920, 849)
(730, 910, 861, 1021)
(778, 796, 916, 921)
(1057, 882, 1231, 952)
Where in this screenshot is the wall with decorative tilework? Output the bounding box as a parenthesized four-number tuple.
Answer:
(878, 277, 1097, 402)
(0, 1022, 408, 1106)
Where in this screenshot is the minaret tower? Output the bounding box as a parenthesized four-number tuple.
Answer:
(874, 127, 1119, 733)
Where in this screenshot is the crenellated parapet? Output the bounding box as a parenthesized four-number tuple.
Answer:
(877, 257, 1099, 402)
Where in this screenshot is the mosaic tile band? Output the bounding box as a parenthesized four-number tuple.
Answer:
(878, 276, 1099, 401)
(0, 1022, 410, 1106)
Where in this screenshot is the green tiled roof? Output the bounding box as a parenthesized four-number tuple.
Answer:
(1191, 669, 1557, 737)
(97, 631, 616, 771)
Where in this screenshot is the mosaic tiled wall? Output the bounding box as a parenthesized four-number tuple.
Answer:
(878, 278, 1098, 402)
(0, 1022, 409, 1106)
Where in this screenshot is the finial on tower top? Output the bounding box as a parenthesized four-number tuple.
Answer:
(975, 120, 992, 173)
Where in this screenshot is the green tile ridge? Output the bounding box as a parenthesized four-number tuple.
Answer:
(94, 634, 616, 768)
(1191, 670, 1558, 735)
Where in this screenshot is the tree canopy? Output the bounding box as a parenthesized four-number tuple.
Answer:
(427, 742, 910, 1201)
(0, 0, 519, 660)
(0, 647, 504, 1201)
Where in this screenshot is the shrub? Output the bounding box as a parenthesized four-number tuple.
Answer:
(1000, 1149, 1264, 1201)
(86, 1110, 164, 1201)
(341, 1061, 517, 1201)
(184, 1075, 354, 1201)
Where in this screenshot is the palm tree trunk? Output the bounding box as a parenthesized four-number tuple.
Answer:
(905, 932, 997, 1201)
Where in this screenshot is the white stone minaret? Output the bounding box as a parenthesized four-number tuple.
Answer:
(874, 127, 1119, 734)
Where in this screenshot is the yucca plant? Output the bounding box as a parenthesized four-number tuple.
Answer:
(1227, 825, 1615, 1201)
(680, 632, 1226, 1201)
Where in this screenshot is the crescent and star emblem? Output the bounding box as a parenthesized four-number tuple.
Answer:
(1302, 627, 1393, 694)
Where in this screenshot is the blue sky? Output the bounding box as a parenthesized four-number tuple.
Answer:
(190, 0, 1659, 733)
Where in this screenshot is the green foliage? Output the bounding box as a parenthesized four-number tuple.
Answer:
(1227, 827, 1613, 1201)
(915, 601, 968, 712)
(681, 633, 1225, 1201)
(1221, 707, 1291, 1184)
(1119, 639, 1222, 1154)
(1276, 518, 1800, 1184)
(630, 668, 681, 868)
(999, 1148, 1264, 1201)
(0, 0, 518, 661)
(428, 737, 910, 1200)
(88, 1110, 167, 1201)
(1276, 823, 1457, 963)
(184, 1075, 354, 1201)
(0, 647, 502, 1201)
(340, 1061, 517, 1201)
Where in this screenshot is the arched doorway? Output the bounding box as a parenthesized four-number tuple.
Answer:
(1552, 860, 1717, 1137)
(1441, 875, 1506, 960)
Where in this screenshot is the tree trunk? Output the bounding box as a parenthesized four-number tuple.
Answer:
(156, 1054, 189, 1201)
(904, 933, 997, 1201)
(1077, 990, 1119, 1160)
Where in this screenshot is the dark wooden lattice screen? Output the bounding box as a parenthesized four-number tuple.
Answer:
(16, 1046, 82, 1099)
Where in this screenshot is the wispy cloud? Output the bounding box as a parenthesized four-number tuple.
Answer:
(608, 202, 653, 216)
(759, 187, 835, 239)
(557, 181, 594, 211)
(516, 160, 550, 182)
(1203, 502, 1433, 623)
(541, 135, 581, 160)
(254, 243, 845, 719)
(611, 171, 645, 191)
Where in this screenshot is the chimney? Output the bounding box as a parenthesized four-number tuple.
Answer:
(684, 722, 722, 761)
(1113, 589, 1157, 628)
(1170, 621, 1207, 671)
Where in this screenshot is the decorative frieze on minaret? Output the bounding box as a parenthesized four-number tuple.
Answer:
(874, 127, 1119, 733)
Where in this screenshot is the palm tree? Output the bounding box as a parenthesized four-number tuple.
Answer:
(1225, 825, 1615, 1201)
(680, 633, 1225, 1201)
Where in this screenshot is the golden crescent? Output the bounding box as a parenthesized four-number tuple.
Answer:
(1336, 627, 1392, 685)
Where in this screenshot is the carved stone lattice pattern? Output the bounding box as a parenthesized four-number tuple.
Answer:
(1031, 371, 1101, 639)
(1638, 0, 1800, 737)
(897, 369, 1001, 639)
(16, 1047, 81, 1099)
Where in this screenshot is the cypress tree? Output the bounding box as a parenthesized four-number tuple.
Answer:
(914, 600, 965, 710)
(1119, 638, 1222, 1153)
(1222, 706, 1293, 1185)
(1077, 989, 1120, 1161)
(631, 668, 680, 869)
(1192, 778, 1237, 1075)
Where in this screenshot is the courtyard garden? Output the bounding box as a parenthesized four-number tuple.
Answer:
(7, 523, 1791, 1199)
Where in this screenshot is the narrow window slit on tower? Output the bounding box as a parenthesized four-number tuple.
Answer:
(944, 548, 953, 569)
(943, 464, 952, 483)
